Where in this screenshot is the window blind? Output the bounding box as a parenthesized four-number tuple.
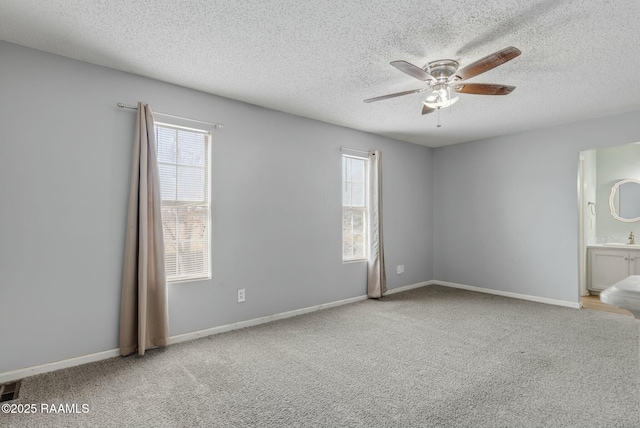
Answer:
(342, 155, 368, 261)
(155, 123, 211, 282)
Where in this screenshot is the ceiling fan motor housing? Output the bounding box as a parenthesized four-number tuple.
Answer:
(425, 59, 459, 82)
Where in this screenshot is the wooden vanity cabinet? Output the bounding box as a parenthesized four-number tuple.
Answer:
(588, 247, 640, 292)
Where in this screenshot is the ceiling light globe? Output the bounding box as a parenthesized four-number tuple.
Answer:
(424, 96, 459, 109)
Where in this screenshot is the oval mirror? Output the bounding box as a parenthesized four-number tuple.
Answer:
(609, 178, 640, 222)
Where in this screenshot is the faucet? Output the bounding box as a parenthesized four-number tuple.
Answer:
(629, 231, 635, 245)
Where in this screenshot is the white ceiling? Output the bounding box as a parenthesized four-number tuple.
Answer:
(1, 0, 639, 147)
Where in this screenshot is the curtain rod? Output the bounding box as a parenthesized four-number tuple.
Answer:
(340, 146, 370, 155)
(117, 103, 223, 129)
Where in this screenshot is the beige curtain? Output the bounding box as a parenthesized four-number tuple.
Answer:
(367, 150, 386, 298)
(119, 102, 169, 356)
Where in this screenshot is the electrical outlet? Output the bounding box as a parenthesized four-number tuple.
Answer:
(397, 265, 404, 274)
(237, 288, 245, 303)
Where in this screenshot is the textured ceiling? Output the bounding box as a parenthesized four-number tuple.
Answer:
(1, 0, 639, 147)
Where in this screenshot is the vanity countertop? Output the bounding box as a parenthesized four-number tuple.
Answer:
(588, 243, 640, 250)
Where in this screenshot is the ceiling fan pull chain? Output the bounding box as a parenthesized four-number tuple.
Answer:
(437, 107, 441, 128)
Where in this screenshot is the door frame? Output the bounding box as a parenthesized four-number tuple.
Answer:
(577, 153, 588, 297)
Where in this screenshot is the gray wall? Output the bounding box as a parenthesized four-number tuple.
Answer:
(594, 144, 640, 242)
(0, 42, 433, 373)
(433, 112, 640, 303)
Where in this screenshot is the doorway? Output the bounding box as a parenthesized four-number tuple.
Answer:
(577, 143, 640, 314)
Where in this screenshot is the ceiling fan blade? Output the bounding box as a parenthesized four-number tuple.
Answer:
(390, 60, 435, 82)
(452, 83, 515, 95)
(422, 104, 435, 115)
(364, 88, 427, 103)
(455, 46, 521, 81)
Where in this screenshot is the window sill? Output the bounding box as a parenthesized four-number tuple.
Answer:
(342, 259, 367, 264)
(168, 275, 211, 285)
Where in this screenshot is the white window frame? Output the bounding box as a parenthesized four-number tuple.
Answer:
(342, 154, 369, 263)
(155, 121, 212, 283)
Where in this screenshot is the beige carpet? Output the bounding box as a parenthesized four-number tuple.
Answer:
(2, 285, 639, 427)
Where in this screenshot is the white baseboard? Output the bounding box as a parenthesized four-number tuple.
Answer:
(434, 280, 581, 309)
(0, 291, 377, 383)
(169, 280, 433, 344)
(385, 280, 433, 295)
(0, 348, 121, 384)
(168, 294, 368, 345)
(1, 279, 574, 384)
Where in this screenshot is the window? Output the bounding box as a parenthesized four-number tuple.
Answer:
(342, 155, 368, 261)
(155, 122, 211, 282)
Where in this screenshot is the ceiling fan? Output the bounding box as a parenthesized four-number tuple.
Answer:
(364, 46, 521, 115)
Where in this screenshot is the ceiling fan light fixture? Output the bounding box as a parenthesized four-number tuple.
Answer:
(424, 95, 459, 109)
(424, 85, 459, 109)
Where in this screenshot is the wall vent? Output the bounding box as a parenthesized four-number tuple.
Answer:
(0, 381, 21, 402)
